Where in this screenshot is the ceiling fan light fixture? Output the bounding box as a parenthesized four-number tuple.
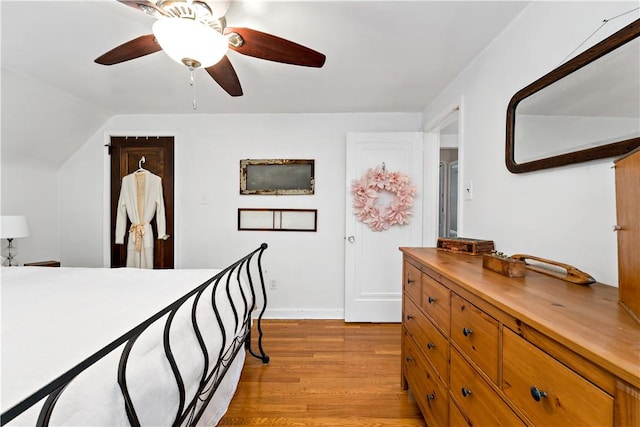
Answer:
(152, 17, 228, 68)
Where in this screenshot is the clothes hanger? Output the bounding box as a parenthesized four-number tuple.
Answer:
(136, 156, 146, 173)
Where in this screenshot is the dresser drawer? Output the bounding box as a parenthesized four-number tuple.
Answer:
(502, 328, 614, 427)
(403, 331, 448, 427)
(421, 271, 450, 334)
(451, 293, 499, 383)
(404, 294, 449, 382)
(404, 261, 422, 304)
(449, 399, 469, 427)
(451, 346, 525, 426)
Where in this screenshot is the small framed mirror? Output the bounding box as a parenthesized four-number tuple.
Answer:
(506, 19, 640, 173)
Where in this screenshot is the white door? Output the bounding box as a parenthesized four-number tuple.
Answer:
(345, 132, 423, 322)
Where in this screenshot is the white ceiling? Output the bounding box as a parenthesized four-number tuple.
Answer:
(1, 0, 529, 115)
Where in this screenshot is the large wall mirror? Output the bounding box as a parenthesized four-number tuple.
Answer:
(506, 19, 640, 173)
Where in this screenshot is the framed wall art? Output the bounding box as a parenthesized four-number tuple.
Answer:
(238, 208, 317, 232)
(240, 159, 315, 195)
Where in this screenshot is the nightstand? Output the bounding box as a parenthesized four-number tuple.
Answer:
(24, 260, 61, 267)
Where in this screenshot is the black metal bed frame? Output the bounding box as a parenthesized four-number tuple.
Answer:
(1, 243, 270, 426)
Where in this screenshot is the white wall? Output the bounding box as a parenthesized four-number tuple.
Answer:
(422, 1, 639, 286)
(1, 68, 109, 266)
(58, 113, 421, 318)
(1, 161, 59, 265)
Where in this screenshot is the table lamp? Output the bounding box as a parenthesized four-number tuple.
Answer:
(1, 215, 30, 266)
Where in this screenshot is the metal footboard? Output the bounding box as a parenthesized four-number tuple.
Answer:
(1, 243, 269, 426)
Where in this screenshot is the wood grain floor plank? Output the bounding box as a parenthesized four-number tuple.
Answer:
(219, 320, 425, 426)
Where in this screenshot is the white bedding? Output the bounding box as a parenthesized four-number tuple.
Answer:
(1, 266, 251, 426)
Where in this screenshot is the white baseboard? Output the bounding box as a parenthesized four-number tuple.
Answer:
(258, 308, 344, 320)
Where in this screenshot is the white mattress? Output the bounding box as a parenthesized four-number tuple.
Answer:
(1, 266, 249, 426)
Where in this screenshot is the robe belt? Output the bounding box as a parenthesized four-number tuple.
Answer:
(128, 223, 148, 253)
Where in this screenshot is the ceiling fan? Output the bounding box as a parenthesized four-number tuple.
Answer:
(95, 0, 326, 97)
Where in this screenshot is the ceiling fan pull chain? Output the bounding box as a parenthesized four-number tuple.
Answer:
(189, 66, 197, 110)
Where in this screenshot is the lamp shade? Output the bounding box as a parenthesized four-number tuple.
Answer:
(152, 18, 228, 68)
(1, 215, 30, 239)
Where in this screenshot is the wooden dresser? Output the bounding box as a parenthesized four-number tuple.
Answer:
(400, 248, 640, 427)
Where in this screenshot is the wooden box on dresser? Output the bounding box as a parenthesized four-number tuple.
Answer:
(400, 247, 640, 427)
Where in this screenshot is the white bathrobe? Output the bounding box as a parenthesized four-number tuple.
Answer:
(115, 170, 168, 268)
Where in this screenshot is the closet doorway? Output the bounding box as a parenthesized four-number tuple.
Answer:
(109, 136, 174, 269)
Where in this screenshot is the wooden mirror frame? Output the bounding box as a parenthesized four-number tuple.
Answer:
(239, 159, 315, 195)
(506, 19, 640, 173)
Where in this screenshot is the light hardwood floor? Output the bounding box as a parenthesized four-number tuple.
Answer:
(219, 319, 426, 426)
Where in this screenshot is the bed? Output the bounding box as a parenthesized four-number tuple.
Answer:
(1, 243, 269, 426)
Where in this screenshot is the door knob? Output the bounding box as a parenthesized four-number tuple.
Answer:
(347, 235, 355, 243)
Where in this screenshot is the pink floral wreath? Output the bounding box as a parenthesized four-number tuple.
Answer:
(351, 165, 417, 231)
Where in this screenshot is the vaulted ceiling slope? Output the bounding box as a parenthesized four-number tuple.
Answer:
(1, 1, 528, 166)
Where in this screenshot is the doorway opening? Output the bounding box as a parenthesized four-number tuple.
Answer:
(438, 117, 459, 238)
(424, 101, 462, 245)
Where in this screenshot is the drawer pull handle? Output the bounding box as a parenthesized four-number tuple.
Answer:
(407, 278, 415, 284)
(406, 314, 414, 320)
(530, 386, 547, 402)
(462, 327, 473, 337)
(428, 296, 436, 304)
(426, 393, 436, 401)
(405, 357, 413, 362)
(427, 342, 435, 350)
(461, 387, 472, 397)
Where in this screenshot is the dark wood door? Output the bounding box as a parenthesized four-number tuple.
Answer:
(110, 136, 174, 269)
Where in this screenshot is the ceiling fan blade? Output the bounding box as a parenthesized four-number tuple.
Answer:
(225, 27, 326, 68)
(205, 56, 243, 96)
(117, 0, 169, 17)
(95, 34, 162, 65)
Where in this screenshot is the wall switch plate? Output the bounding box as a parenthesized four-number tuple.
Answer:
(464, 181, 473, 200)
